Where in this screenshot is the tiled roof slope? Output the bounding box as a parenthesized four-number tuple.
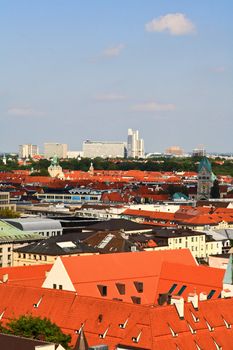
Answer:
(0, 264, 52, 287)
(0, 284, 233, 349)
(41, 250, 225, 304)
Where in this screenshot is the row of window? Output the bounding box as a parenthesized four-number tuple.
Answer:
(17, 253, 47, 261)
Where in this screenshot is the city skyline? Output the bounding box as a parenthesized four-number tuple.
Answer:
(0, 0, 232, 152)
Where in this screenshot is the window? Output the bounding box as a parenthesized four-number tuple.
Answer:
(131, 296, 141, 304)
(168, 284, 177, 294)
(33, 255, 36, 260)
(179, 238, 182, 243)
(59, 285, 63, 290)
(8, 247, 11, 252)
(116, 283, 125, 295)
(134, 281, 143, 293)
(8, 254, 11, 260)
(207, 290, 216, 299)
(177, 285, 187, 296)
(97, 285, 107, 296)
(53, 284, 57, 289)
(23, 254, 26, 259)
(191, 237, 194, 242)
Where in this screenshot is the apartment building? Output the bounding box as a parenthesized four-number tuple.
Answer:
(44, 143, 68, 159)
(83, 140, 126, 158)
(19, 144, 39, 159)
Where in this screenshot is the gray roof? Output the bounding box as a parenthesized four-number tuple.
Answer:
(5, 218, 62, 231)
(14, 232, 98, 256)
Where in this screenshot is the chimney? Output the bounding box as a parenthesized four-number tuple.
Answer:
(199, 292, 207, 301)
(170, 296, 184, 319)
(2, 274, 8, 283)
(221, 289, 233, 298)
(187, 293, 198, 310)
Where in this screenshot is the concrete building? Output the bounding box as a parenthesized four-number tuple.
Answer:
(44, 143, 68, 159)
(67, 150, 83, 158)
(83, 140, 126, 158)
(0, 192, 16, 211)
(127, 129, 144, 158)
(192, 146, 206, 157)
(19, 144, 39, 159)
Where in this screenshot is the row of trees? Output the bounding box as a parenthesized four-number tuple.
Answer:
(1, 156, 233, 176)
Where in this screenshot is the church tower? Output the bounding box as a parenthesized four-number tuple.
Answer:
(197, 157, 215, 200)
(48, 155, 64, 179)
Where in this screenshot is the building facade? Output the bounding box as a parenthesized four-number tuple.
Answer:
(0, 192, 16, 211)
(19, 144, 39, 159)
(44, 143, 68, 159)
(127, 129, 144, 158)
(83, 141, 126, 158)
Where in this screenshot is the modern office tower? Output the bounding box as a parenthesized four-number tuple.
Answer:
(19, 144, 39, 159)
(44, 143, 68, 159)
(127, 129, 144, 158)
(83, 141, 126, 158)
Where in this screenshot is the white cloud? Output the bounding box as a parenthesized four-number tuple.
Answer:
(94, 93, 127, 102)
(132, 101, 176, 112)
(7, 107, 44, 117)
(145, 13, 195, 36)
(102, 44, 125, 57)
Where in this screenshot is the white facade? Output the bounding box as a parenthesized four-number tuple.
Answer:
(127, 128, 144, 158)
(83, 141, 126, 158)
(19, 144, 39, 159)
(44, 143, 68, 159)
(67, 151, 83, 159)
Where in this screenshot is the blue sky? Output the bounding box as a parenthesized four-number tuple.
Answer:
(0, 0, 232, 153)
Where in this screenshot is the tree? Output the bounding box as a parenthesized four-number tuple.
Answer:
(211, 179, 220, 198)
(0, 208, 20, 218)
(0, 315, 71, 349)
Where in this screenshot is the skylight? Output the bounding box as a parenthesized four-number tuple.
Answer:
(168, 284, 178, 294)
(177, 285, 187, 296)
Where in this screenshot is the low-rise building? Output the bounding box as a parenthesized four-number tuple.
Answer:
(0, 192, 16, 211)
(13, 232, 98, 266)
(5, 218, 63, 237)
(0, 220, 43, 267)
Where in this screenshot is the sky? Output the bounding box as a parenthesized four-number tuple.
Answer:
(0, 0, 233, 153)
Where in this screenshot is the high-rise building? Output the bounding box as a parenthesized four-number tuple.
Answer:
(19, 144, 39, 159)
(44, 143, 68, 159)
(127, 129, 144, 158)
(83, 141, 126, 158)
